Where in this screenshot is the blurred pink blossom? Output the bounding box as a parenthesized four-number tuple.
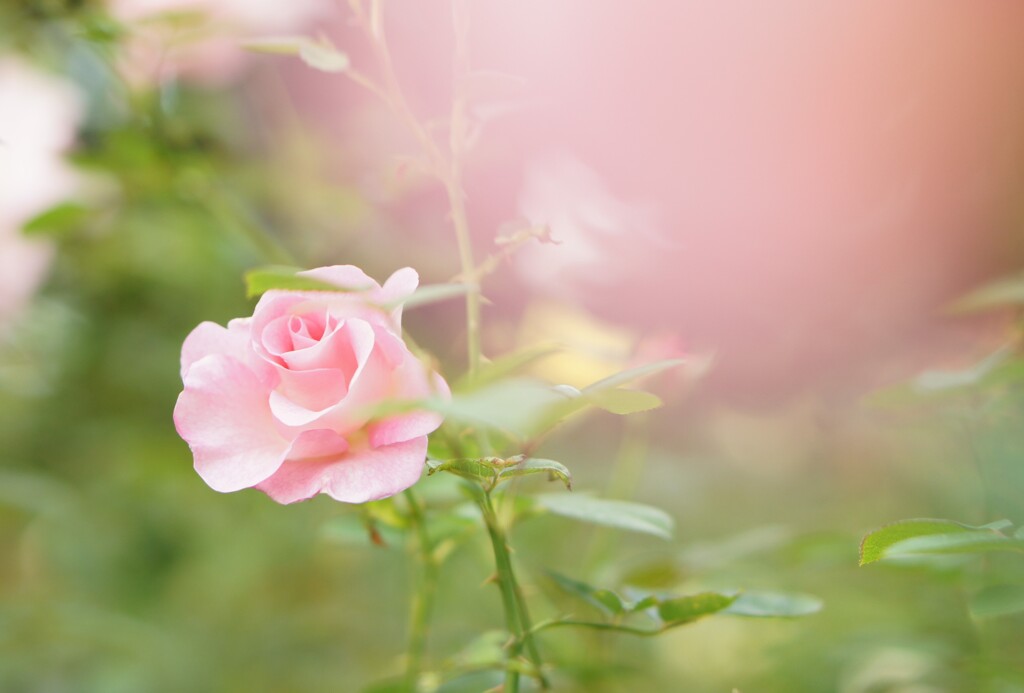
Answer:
(174, 266, 448, 504)
(110, 0, 332, 85)
(0, 57, 82, 319)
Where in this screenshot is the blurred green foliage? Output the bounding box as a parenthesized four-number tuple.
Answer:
(2, 5, 1024, 692)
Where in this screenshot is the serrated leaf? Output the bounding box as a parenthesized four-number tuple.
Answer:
(426, 457, 496, 484)
(240, 35, 309, 55)
(885, 532, 1024, 558)
(497, 457, 572, 489)
(534, 493, 674, 540)
(244, 265, 370, 298)
(548, 571, 626, 615)
(859, 519, 975, 566)
(724, 591, 823, 617)
(969, 585, 1024, 619)
(299, 40, 350, 73)
(657, 592, 737, 625)
(589, 388, 663, 415)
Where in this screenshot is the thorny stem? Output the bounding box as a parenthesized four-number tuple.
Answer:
(346, 0, 482, 374)
(476, 489, 549, 690)
(402, 488, 436, 692)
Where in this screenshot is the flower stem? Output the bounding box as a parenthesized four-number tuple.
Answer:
(403, 488, 436, 692)
(475, 488, 549, 690)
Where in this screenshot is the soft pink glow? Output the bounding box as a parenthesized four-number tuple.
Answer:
(288, 1, 1024, 400)
(0, 57, 82, 319)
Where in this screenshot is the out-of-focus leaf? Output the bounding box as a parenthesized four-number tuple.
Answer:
(885, 532, 1024, 558)
(495, 457, 572, 489)
(589, 388, 663, 415)
(22, 202, 91, 237)
(657, 592, 737, 625)
(947, 273, 1024, 314)
(388, 282, 474, 311)
(427, 456, 571, 491)
(455, 344, 562, 391)
(548, 571, 626, 615)
(298, 39, 350, 73)
(581, 358, 687, 394)
(240, 35, 309, 54)
(860, 518, 1024, 565)
(439, 378, 570, 437)
(321, 514, 404, 549)
(912, 345, 1013, 392)
(969, 585, 1024, 619)
(724, 591, 823, 617)
(244, 265, 368, 298)
(533, 493, 674, 540)
(860, 519, 976, 566)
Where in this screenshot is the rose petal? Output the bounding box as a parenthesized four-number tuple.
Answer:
(380, 266, 419, 329)
(267, 319, 384, 430)
(174, 354, 290, 493)
(367, 354, 449, 448)
(180, 318, 250, 379)
(298, 265, 380, 292)
(255, 437, 428, 504)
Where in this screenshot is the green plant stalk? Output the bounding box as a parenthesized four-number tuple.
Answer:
(477, 490, 549, 690)
(403, 488, 437, 692)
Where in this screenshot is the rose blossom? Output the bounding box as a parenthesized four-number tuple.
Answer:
(173, 265, 448, 504)
(0, 57, 82, 319)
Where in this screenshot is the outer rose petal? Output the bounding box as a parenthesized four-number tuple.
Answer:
(368, 369, 449, 448)
(180, 318, 256, 378)
(256, 437, 428, 504)
(174, 354, 290, 492)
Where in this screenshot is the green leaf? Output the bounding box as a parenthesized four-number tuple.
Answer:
(427, 456, 572, 491)
(657, 592, 737, 625)
(244, 265, 370, 298)
(912, 345, 1013, 392)
(859, 519, 976, 566)
(885, 532, 1024, 558)
(548, 571, 626, 615)
(947, 272, 1024, 314)
(439, 378, 570, 437)
(22, 202, 90, 237)
(724, 591, 823, 617)
(389, 282, 474, 311)
(969, 585, 1024, 619)
(533, 493, 674, 540)
(240, 35, 310, 55)
(581, 358, 687, 394)
(496, 457, 572, 490)
(426, 457, 497, 484)
(299, 39, 350, 73)
(455, 344, 562, 391)
(588, 388, 663, 415)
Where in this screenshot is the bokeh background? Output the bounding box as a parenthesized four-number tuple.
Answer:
(2, 1, 1024, 691)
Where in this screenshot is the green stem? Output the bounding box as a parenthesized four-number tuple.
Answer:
(403, 488, 436, 692)
(476, 489, 549, 690)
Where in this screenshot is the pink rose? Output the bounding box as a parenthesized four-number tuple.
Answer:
(173, 265, 448, 504)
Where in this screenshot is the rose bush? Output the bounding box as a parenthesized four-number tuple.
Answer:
(173, 265, 447, 504)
